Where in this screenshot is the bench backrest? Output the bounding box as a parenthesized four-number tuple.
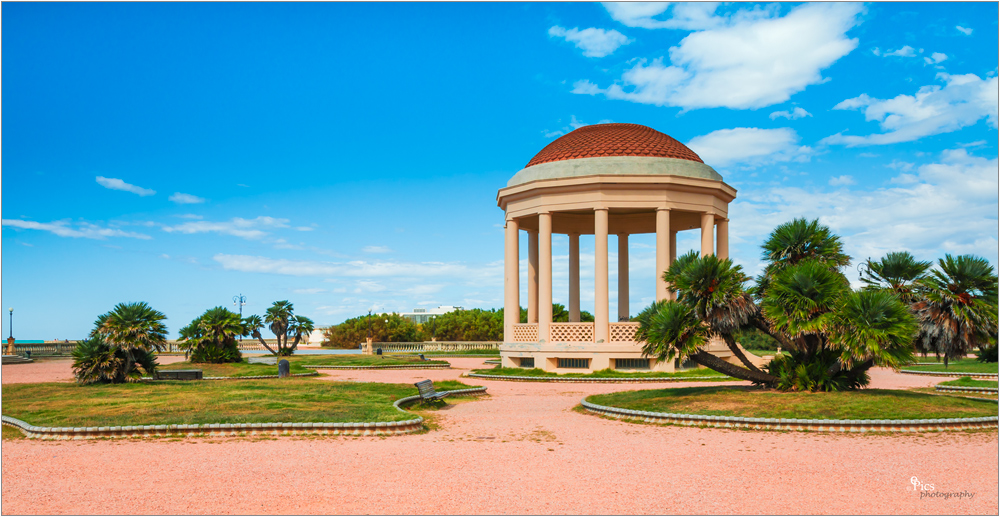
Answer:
(415, 379, 437, 398)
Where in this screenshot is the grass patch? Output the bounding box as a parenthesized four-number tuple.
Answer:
(472, 367, 730, 379)
(159, 354, 448, 376)
(1, 378, 480, 428)
(2, 425, 25, 440)
(586, 385, 998, 420)
(939, 377, 999, 389)
(904, 361, 998, 374)
(394, 350, 500, 357)
(286, 354, 448, 367)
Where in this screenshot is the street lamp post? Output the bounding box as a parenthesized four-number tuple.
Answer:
(6, 308, 14, 356)
(233, 295, 247, 343)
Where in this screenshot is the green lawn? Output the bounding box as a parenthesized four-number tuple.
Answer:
(158, 355, 449, 377)
(586, 386, 997, 420)
(393, 350, 501, 356)
(288, 354, 449, 367)
(938, 376, 999, 389)
(904, 361, 998, 374)
(472, 367, 731, 379)
(1, 378, 480, 428)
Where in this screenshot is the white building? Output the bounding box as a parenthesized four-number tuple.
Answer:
(399, 305, 463, 324)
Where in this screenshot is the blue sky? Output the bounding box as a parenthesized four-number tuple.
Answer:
(3, 2, 997, 339)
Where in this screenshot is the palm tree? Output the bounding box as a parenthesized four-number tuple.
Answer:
(912, 255, 999, 367)
(179, 307, 244, 363)
(755, 218, 851, 298)
(265, 300, 296, 356)
(242, 315, 278, 355)
(287, 315, 315, 351)
(74, 301, 167, 383)
(860, 251, 931, 303)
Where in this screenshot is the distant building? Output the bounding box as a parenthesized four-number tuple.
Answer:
(399, 305, 463, 324)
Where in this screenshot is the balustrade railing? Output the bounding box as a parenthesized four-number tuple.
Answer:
(609, 322, 641, 343)
(549, 322, 595, 343)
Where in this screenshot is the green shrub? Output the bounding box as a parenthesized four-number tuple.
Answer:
(765, 349, 869, 392)
(71, 336, 158, 384)
(976, 345, 998, 363)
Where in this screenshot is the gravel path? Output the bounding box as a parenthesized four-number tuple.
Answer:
(2, 358, 996, 515)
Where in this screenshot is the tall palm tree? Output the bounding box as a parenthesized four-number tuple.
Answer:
(287, 315, 315, 351)
(756, 218, 851, 298)
(265, 300, 295, 355)
(242, 315, 278, 355)
(912, 254, 999, 367)
(860, 251, 931, 303)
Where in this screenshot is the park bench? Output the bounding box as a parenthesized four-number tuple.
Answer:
(419, 354, 427, 361)
(156, 369, 203, 380)
(414, 379, 446, 402)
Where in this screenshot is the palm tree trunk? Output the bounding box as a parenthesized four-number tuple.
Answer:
(253, 332, 278, 355)
(689, 349, 778, 386)
(721, 334, 767, 375)
(751, 319, 794, 350)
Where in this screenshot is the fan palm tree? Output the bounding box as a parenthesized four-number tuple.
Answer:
(912, 254, 999, 367)
(265, 300, 296, 356)
(179, 307, 244, 363)
(242, 315, 278, 355)
(75, 301, 166, 383)
(755, 218, 851, 298)
(287, 315, 315, 351)
(860, 251, 931, 303)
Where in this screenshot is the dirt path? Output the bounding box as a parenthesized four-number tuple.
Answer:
(2, 358, 996, 515)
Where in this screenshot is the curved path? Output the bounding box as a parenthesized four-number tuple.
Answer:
(2, 358, 996, 515)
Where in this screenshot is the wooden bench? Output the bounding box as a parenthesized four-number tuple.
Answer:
(414, 379, 446, 402)
(156, 369, 203, 380)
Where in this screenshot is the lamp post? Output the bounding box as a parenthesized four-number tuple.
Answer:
(6, 308, 13, 356)
(233, 295, 247, 343)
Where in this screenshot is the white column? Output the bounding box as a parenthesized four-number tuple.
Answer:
(669, 230, 677, 300)
(569, 233, 580, 322)
(527, 230, 539, 323)
(655, 209, 671, 302)
(595, 209, 609, 343)
(617, 233, 629, 321)
(701, 213, 715, 257)
(539, 213, 552, 343)
(503, 217, 519, 342)
(717, 218, 729, 260)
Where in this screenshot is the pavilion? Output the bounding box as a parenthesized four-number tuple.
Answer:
(497, 123, 746, 373)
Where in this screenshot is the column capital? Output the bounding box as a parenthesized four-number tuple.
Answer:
(656, 206, 671, 212)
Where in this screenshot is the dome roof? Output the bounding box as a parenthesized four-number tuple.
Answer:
(505, 123, 721, 188)
(525, 123, 704, 168)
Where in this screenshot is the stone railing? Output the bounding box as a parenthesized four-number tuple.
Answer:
(550, 322, 594, 343)
(511, 324, 538, 342)
(609, 322, 640, 343)
(10, 340, 276, 356)
(373, 342, 501, 352)
(467, 372, 729, 383)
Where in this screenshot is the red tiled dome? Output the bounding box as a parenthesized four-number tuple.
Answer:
(526, 123, 703, 168)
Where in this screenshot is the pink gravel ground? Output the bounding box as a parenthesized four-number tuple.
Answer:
(2, 357, 997, 515)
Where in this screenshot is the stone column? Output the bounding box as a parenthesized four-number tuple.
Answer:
(617, 233, 629, 321)
(527, 230, 539, 323)
(655, 208, 671, 302)
(594, 208, 609, 343)
(669, 230, 677, 300)
(539, 212, 553, 343)
(568, 233, 580, 322)
(503, 217, 519, 342)
(717, 218, 729, 260)
(701, 213, 715, 257)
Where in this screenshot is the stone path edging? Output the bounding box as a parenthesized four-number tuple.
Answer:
(580, 399, 999, 432)
(467, 373, 729, 383)
(899, 370, 998, 379)
(1, 386, 489, 441)
(935, 385, 999, 395)
(142, 372, 320, 381)
(303, 364, 450, 370)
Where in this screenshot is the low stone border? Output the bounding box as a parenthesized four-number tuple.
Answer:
(580, 399, 999, 432)
(899, 369, 998, 379)
(303, 364, 450, 370)
(936, 385, 999, 395)
(483, 359, 501, 365)
(2, 386, 489, 441)
(142, 372, 320, 381)
(467, 373, 730, 383)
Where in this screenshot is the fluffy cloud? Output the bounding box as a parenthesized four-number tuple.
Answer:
(213, 254, 504, 281)
(575, 3, 863, 110)
(822, 72, 999, 146)
(548, 26, 631, 58)
(162, 216, 289, 240)
(828, 175, 855, 186)
(730, 148, 998, 276)
(602, 2, 729, 31)
(687, 127, 811, 167)
(924, 52, 947, 65)
(169, 192, 206, 204)
(2, 219, 152, 240)
(956, 25, 973, 36)
(95, 176, 155, 196)
(769, 107, 811, 120)
(874, 45, 917, 57)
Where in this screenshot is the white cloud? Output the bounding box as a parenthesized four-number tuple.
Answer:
(602, 2, 731, 31)
(214, 254, 504, 281)
(687, 127, 811, 167)
(956, 25, 973, 36)
(169, 192, 206, 204)
(295, 226, 314, 231)
(730, 148, 998, 276)
(95, 176, 155, 196)
(162, 216, 289, 240)
(542, 115, 614, 138)
(548, 26, 632, 58)
(885, 160, 914, 172)
(822, 72, 999, 146)
(362, 245, 393, 253)
(177, 214, 203, 220)
(882, 45, 917, 57)
(828, 175, 855, 186)
(924, 52, 947, 65)
(577, 3, 864, 110)
(2, 219, 152, 240)
(769, 107, 812, 120)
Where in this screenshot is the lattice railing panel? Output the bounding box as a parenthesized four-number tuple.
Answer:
(609, 322, 641, 343)
(512, 324, 538, 342)
(549, 322, 594, 343)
